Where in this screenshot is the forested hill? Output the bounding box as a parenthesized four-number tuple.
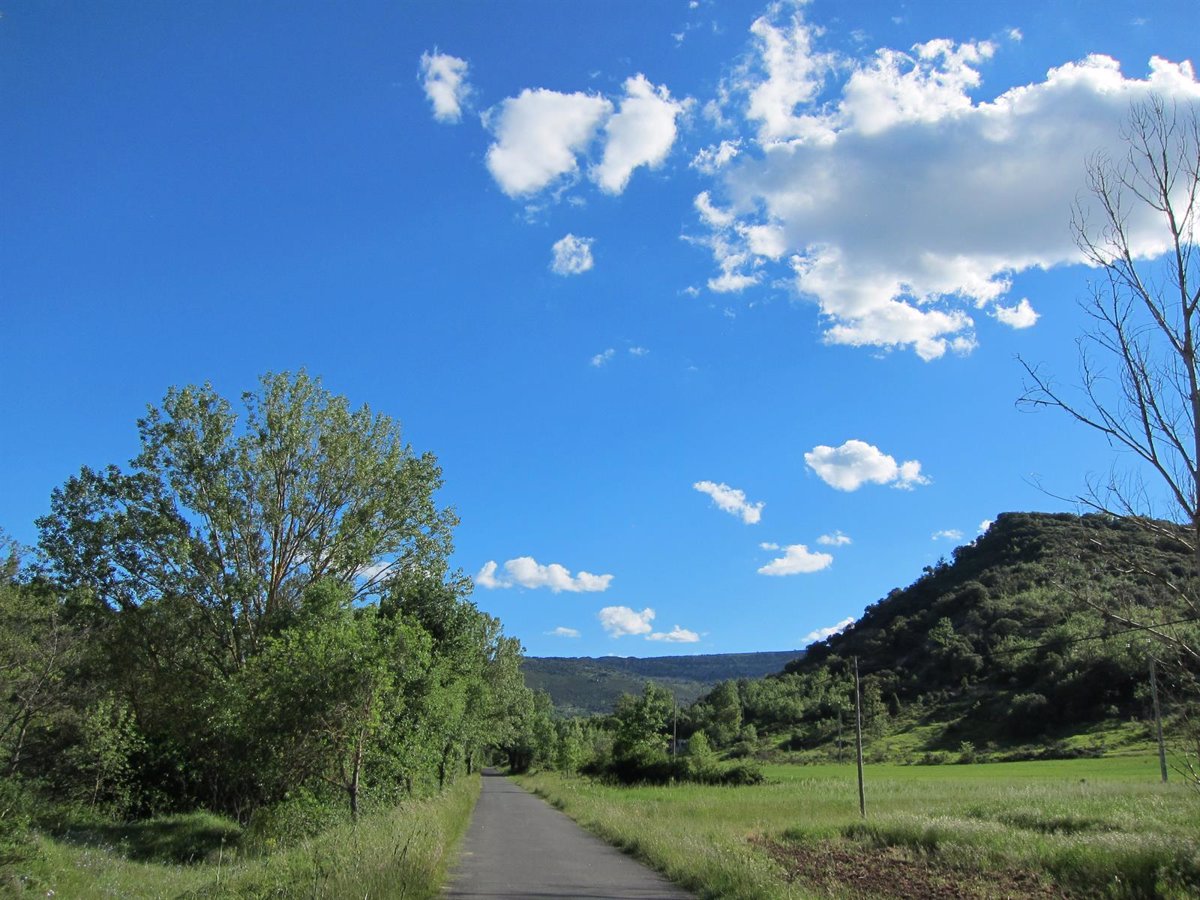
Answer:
(686, 511, 1200, 755)
(523, 650, 802, 715)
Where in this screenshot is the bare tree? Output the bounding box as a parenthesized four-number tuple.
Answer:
(1020, 97, 1200, 780)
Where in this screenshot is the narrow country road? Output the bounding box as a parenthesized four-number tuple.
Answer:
(443, 770, 694, 899)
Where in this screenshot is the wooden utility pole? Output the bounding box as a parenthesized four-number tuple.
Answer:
(672, 697, 678, 762)
(1149, 657, 1168, 783)
(853, 656, 866, 818)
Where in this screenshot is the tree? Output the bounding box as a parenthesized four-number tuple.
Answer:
(35, 372, 461, 813)
(1020, 98, 1200, 779)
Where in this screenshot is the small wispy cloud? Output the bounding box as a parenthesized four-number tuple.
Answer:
(693, 480, 764, 524)
(591, 348, 616, 367)
(648, 625, 700, 643)
(931, 529, 964, 541)
(758, 544, 833, 576)
(549, 626, 581, 638)
(801, 616, 856, 646)
(551, 234, 595, 275)
(817, 531, 852, 546)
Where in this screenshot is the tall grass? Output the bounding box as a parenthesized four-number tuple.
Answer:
(2, 776, 480, 898)
(518, 757, 1200, 899)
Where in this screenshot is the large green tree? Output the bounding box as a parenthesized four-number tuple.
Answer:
(34, 372, 466, 813)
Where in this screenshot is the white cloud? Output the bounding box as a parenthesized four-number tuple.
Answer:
(994, 298, 1040, 329)
(551, 233, 595, 275)
(591, 348, 616, 367)
(549, 626, 581, 638)
(817, 531, 852, 546)
(805, 439, 929, 491)
(599, 605, 655, 637)
(592, 75, 688, 194)
(932, 528, 964, 541)
(691, 139, 742, 174)
(759, 541, 780, 550)
(693, 480, 764, 524)
(801, 616, 856, 646)
(629, 346, 649, 357)
(419, 50, 470, 123)
(979, 519, 994, 533)
(648, 625, 701, 643)
(758, 543, 833, 575)
(742, 10, 838, 144)
(476, 557, 613, 593)
(695, 6, 1200, 358)
(485, 88, 612, 196)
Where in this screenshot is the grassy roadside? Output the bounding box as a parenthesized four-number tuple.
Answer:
(516, 757, 1200, 899)
(2, 775, 481, 898)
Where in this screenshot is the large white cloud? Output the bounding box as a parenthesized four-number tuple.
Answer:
(420, 50, 470, 123)
(593, 75, 688, 194)
(693, 480, 764, 524)
(485, 89, 612, 196)
(599, 605, 655, 637)
(805, 439, 929, 491)
(758, 543, 833, 575)
(551, 234, 595, 275)
(699, 6, 1200, 358)
(476, 557, 613, 593)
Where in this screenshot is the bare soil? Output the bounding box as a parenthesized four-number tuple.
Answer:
(753, 836, 1068, 900)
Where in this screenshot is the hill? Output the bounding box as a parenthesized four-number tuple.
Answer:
(522, 650, 803, 715)
(686, 512, 1200, 759)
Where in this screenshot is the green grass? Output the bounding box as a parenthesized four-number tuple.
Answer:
(517, 756, 1200, 899)
(1, 776, 480, 898)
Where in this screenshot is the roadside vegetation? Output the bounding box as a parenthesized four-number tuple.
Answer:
(0, 372, 542, 894)
(519, 758, 1199, 899)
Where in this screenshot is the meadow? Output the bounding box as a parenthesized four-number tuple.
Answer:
(517, 755, 1200, 899)
(1, 776, 479, 898)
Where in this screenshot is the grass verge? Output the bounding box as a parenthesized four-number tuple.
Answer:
(2, 776, 481, 898)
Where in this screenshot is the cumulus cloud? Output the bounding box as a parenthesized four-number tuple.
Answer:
(805, 439, 929, 491)
(818, 531, 852, 546)
(932, 528, 964, 541)
(549, 626, 581, 638)
(591, 348, 616, 367)
(485, 89, 612, 196)
(758, 543, 833, 575)
(476, 557, 613, 593)
(695, 6, 1200, 358)
(551, 233, 595, 275)
(994, 298, 1040, 329)
(801, 616, 856, 646)
(693, 480, 764, 524)
(599, 605, 655, 637)
(420, 50, 470, 123)
(593, 75, 688, 194)
(649, 625, 701, 643)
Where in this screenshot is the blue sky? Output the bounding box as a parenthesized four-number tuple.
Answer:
(3, 0, 1197, 657)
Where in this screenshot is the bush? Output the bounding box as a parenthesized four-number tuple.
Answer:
(0, 778, 35, 866)
(244, 790, 347, 853)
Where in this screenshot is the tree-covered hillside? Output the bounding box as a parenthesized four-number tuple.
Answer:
(688, 512, 1200, 757)
(522, 650, 803, 715)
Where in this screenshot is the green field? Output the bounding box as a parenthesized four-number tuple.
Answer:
(517, 755, 1200, 899)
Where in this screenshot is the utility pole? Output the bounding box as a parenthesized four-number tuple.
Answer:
(672, 696, 678, 762)
(853, 656, 866, 818)
(1149, 657, 1168, 783)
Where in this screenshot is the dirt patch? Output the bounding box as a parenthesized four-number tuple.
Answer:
(752, 836, 1068, 899)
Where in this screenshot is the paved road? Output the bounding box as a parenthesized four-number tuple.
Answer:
(443, 769, 694, 899)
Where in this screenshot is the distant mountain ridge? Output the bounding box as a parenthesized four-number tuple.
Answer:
(522, 650, 803, 715)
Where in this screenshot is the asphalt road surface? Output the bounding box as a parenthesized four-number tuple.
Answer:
(443, 769, 694, 899)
